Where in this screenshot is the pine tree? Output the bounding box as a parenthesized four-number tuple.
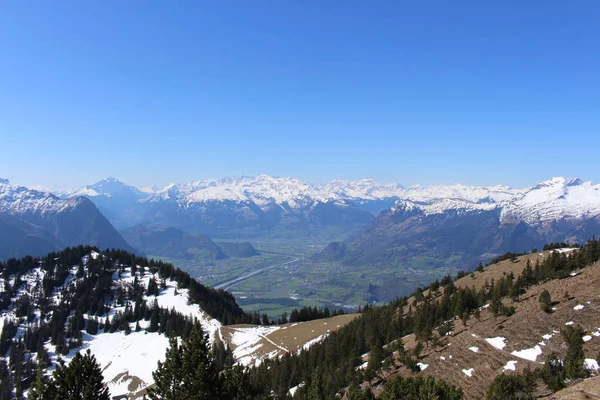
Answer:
(539, 290, 552, 313)
(27, 365, 49, 400)
(221, 365, 252, 400)
(147, 337, 184, 399)
(0, 360, 12, 400)
(147, 322, 220, 399)
(307, 370, 324, 400)
(148, 300, 160, 333)
(43, 350, 110, 400)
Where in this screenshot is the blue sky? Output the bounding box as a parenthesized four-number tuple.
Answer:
(0, 1, 598, 189)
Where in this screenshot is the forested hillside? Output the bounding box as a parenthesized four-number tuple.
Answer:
(0, 246, 252, 397)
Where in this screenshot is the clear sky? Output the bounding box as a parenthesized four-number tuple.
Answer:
(0, 1, 598, 189)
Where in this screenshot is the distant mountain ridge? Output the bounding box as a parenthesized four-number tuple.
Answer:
(55, 175, 600, 244)
(321, 177, 600, 288)
(121, 225, 258, 260)
(0, 179, 135, 260)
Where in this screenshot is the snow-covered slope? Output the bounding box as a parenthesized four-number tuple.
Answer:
(501, 177, 600, 224)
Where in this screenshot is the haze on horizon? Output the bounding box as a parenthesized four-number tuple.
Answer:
(1, 2, 598, 189)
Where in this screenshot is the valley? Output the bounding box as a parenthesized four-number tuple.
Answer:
(152, 236, 465, 319)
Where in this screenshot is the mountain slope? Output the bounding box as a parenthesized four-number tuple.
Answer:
(363, 248, 600, 399)
(0, 179, 135, 259)
(121, 225, 258, 260)
(0, 246, 252, 398)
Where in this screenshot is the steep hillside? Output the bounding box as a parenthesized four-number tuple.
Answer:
(0, 180, 135, 260)
(346, 246, 600, 399)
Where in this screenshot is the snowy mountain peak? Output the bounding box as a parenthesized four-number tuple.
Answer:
(534, 176, 583, 189)
(323, 179, 405, 200)
(0, 178, 9, 185)
(389, 177, 600, 224)
(60, 177, 144, 199)
(501, 177, 600, 224)
(0, 180, 82, 215)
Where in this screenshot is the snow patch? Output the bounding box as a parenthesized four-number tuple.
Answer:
(462, 368, 474, 377)
(485, 337, 507, 350)
(511, 345, 543, 362)
(585, 359, 600, 371)
(503, 361, 518, 371)
(468, 346, 479, 353)
(417, 362, 429, 371)
(574, 304, 584, 311)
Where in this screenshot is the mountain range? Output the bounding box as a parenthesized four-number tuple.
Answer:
(59, 175, 600, 265)
(333, 177, 600, 270)
(4, 174, 600, 272)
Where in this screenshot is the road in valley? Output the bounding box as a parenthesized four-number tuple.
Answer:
(214, 256, 301, 291)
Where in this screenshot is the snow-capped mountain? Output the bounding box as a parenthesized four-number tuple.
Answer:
(58, 176, 145, 199)
(390, 177, 600, 224)
(150, 174, 345, 209)
(323, 178, 405, 200)
(1, 178, 82, 216)
(336, 177, 600, 276)
(56, 175, 600, 241)
(501, 177, 600, 224)
(0, 179, 134, 260)
(61, 175, 393, 236)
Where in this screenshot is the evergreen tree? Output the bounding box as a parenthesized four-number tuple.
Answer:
(220, 365, 252, 400)
(148, 300, 160, 333)
(538, 290, 552, 313)
(42, 350, 110, 400)
(147, 337, 183, 399)
(307, 370, 324, 400)
(486, 373, 532, 400)
(0, 360, 12, 400)
(147, 322, 220, 399)
(379, 376, 462, 400)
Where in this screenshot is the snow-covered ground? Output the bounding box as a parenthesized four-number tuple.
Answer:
(229, 325, 282, 366)
(57, 330, 170, 395)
